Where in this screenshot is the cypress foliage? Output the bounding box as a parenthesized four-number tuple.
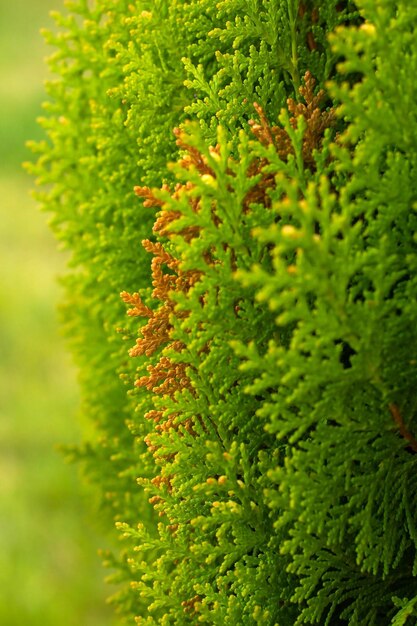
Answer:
(29, 0, 417, 624)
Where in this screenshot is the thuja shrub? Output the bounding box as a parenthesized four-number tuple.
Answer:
(29, 0, 417, 623)
(28, 0, 352, 522)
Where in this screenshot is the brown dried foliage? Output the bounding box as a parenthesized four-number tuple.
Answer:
(249, 70, 336, 169)
(121, 131, 210, 516)
(245, 71, 335, 208)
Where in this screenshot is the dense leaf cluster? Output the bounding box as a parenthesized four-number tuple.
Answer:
(29, 0, 417, 624)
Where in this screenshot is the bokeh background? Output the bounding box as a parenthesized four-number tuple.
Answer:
(0, 1, 116, 623)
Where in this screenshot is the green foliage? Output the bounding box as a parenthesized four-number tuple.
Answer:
(235, 1, 417, 623)
(30, 0, 417, 623)
(182, 0, 359, 143)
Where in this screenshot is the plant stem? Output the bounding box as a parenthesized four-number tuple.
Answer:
(288, 0, 301, 96)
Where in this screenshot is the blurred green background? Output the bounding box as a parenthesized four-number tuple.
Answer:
(0, 1, 116, 623)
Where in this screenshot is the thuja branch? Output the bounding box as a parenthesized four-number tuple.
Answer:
(389, 403, 417, 453)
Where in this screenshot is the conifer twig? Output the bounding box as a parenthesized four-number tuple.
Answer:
(389, 403, 417, 453)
